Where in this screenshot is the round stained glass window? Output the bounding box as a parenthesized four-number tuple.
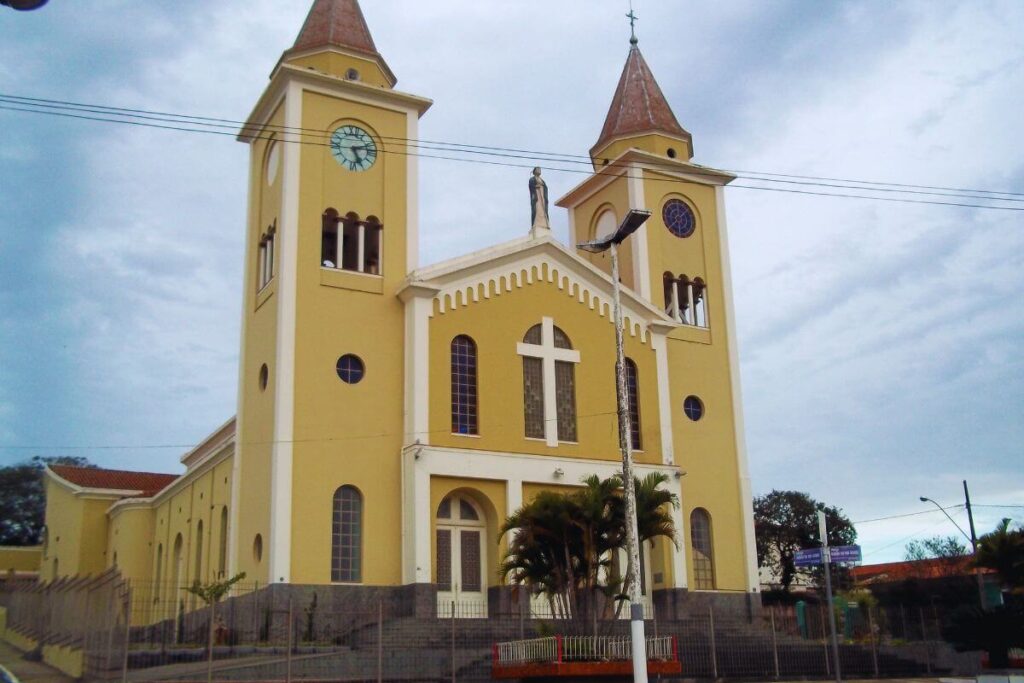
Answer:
(683, 395, 704, 421)
(663, 199, 696, 238)
(336, 354, 365, 384)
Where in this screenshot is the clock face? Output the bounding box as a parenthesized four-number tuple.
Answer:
(330, 125, 377, 171)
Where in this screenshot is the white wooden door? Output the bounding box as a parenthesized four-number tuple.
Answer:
(436, 494, 487, 618)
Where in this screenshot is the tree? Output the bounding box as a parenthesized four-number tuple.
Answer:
(754, 490, 856, 594)
(904, 535, 968, 577)
(0, 456, 94, 545)
(975, 518, 1024, 590)
(184, 573, 247, 683)
(499, 473, 677, 629)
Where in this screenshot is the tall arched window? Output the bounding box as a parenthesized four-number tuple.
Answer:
(154, 543, 164, 604)
(690, 508, 715, 590)
(218, 507, 228, 578)
(194, 520, 204, 583)
(451, 335, 478, 435)
(624, 358, 641, 450)
(332, 486, 363, 583)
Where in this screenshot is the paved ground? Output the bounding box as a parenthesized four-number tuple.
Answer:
(0, 641, 72, 683)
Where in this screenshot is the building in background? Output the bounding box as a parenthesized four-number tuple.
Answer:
(39, 0, 758, 619)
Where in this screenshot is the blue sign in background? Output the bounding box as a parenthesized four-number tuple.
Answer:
(794, 545, 862, 567)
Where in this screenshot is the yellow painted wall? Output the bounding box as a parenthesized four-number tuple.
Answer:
(643, 170, 749, 592)
(594, 133, 692, 168)
(107, 505, 154, 587)
(0, 547, 40, 573)
(428, 266, 662, 466)
(429, 477, 506, 587)
(285, 88, 410, 586)
(235, 102, 285, 585)
(572, 177, 635, 290)
(41, 480, 115, 580)
(41, 644, 84, 679)
(287, 51, 392, 88)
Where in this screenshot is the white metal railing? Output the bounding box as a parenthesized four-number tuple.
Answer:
(494, 635, 676, 665)
(495, 636, 559, 665)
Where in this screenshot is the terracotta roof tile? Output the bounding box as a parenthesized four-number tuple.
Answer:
(592, 45, 690, 156)
(50, 465, 177, 497)
(292, 0, 378, 56)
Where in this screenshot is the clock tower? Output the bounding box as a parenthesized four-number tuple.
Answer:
(232, 0, 432, 584)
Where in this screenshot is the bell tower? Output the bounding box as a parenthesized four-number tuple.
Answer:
(231, 0, 432, 585)
(557, 35, 760, 592)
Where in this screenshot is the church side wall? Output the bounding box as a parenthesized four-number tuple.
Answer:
(286, 90, 409, 586)
(235, 102, 286, 585)
(107, 505, 154, 591)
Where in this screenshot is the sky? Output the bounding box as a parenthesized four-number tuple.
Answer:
(0, 0, 1021, 565)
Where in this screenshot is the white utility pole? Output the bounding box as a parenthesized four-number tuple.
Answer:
(818, 510, 842, 683)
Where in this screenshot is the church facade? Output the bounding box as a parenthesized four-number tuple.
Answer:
(40, 0, 759, 618)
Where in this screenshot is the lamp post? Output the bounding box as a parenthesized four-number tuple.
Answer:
(578, 208, 651, 683)
(919, 489, 985, 607)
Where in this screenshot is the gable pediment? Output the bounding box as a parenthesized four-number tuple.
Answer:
(399, 234, 677, 343)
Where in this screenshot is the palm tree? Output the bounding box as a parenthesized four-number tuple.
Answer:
(499, 474, 679, 628)
(976, 518, 1024, 591)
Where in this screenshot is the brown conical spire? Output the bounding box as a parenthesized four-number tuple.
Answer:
(591, 44, 692, 159)
(292, 0, 378, 55)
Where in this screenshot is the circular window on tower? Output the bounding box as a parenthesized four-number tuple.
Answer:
(683, 395, 704, 422)
(336, 354, 365, 384)
(663, 198, 696, 238)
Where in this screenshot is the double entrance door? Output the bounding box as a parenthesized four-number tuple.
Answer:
(436, 493, 487, 618)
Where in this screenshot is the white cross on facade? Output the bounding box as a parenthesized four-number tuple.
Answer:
(516, 316, 582, 447)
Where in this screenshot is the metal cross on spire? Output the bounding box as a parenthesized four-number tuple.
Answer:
(626, 2, 639, 45)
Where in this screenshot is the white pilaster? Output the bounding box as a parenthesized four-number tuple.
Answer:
(402, 287, 435, 446)
(505, 479, 523, 549)
(650, 331, 675, 466)
(715, 186, 759, 592)
(267, 80, 303, 584)
(670, 491, 688, 588)
(406, 111, 420, 275)
(401, 446, 433, 584)
(626, 163, 651, 302)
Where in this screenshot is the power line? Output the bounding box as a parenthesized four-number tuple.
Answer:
(853, 505, 964, 524)
(2, 94, 1023, 211)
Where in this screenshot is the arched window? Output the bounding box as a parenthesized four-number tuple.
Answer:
(321, 208, 339, 267)
(520, 322, 578, 443)
(623, 358, 641, 450)
(451, 336, 478, 435)
(690, 508, 715, 590)
(332, 486, 363, 583)
(154, 543, 163, 603)
(194, 520, 204, 583)
(218, 507, 228, 578)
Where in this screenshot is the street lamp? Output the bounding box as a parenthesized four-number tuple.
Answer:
(919, 493, 985, 607)
(1, 0, 49, 9)
(578, 208, 651, 683)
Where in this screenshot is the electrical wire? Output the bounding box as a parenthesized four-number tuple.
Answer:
(3, 99, 1023, 212)
(4, 92, 1022, 200)
(853, 505, 964, 524)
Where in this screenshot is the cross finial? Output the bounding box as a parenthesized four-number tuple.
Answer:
(626, 3, 638, 45)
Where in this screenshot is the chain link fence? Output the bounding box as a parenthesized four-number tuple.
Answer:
(2, 578, 984, 682)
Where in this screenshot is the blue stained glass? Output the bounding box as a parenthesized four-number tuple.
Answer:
(451, 335, 478, 434)
(336, 354, 365, 384)
(683, 395, 704, 421)
(662, 199, 696, 238)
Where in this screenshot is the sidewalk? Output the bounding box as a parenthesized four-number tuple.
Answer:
(0, 641, 73, 683)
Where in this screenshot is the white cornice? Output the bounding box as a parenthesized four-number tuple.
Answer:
(398, 233, 680, 344)
(239, 64, 433, 143)
(106, 441, 234, 516)
(556, 149, 735, 209)
(180, 416, 236, 469)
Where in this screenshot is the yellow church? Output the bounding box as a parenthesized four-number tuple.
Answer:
(39, 0, 759, 619)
